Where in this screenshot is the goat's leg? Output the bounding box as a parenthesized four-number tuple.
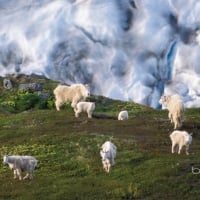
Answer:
(23, 173, 30, 180)
(13, 170, 17, 179)
(171, 143, 176, 153)
(16, 168, 22, 180)
(185, 144, 190, 155)
(178, 144, 183, 154)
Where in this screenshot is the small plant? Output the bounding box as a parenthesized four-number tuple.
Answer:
(14, 92, 40, 111)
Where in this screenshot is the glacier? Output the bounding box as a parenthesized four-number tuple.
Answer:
(0, 0, 200, 108)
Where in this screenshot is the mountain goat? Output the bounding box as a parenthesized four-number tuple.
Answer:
(118, 110, 128, 120)
(74, 102, 95, 118)
(169, 130, 192, 155)
(159, 94, 184, 129)
(53, 84, 90, 110)
(100, 141, 117, 173)
(3, 155, 38, 180)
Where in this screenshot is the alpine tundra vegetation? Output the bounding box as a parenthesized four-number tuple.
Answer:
(0, 75, 200, 200)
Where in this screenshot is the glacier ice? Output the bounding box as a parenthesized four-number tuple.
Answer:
(0, 0, 200, 108)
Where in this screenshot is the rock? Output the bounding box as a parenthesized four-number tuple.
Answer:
(3, 79, 13, 89)
(19, 83, 43, 91)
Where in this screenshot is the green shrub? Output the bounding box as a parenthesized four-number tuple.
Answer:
(15, 92, 41, 111)
(47, 96, 55, 109)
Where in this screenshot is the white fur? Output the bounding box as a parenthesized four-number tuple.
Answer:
(118, 110, 128, 120)
(169, 130, 192, 155)
(3, 155, 38, 180)
(100, 141, 117, 173)
(74, 102, 95, 118)
(53, 84, 90, 110)
(159, 94, 184, 129)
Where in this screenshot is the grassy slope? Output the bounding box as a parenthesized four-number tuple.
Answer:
(0, 76, 200, 200)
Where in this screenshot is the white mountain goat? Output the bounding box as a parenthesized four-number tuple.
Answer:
(159, 94, 184, 129)
(74, 102, 95, 118)
(3, 155, 38, 180)
(169, 130, 192, 155)
(118, 110, 128, 120)
(53, 84, 90, 110)
(100, 141, 117, 173)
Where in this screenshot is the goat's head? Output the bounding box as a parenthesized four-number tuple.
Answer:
(100, 149, 110, 161)
(3, 155, 8, 164)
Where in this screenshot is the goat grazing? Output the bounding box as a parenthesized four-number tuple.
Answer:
(169, 130, 192, 155)
(3, 155, 38, 180)
(100, 141, 117, 173)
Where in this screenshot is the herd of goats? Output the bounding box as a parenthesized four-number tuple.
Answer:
(2, 83, 193, 180)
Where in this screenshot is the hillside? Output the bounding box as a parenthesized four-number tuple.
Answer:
(0, 75, 200, 200)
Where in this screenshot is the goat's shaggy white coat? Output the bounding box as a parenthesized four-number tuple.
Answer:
(159, 94, 184, 129)
(53, 84, 90, 110)
(118, 110, 128, 120)
(74, 102, 95, 118)
(3, 155, 38, 180)
(100, 141, 117, 173)
(169, 130, 192, 155)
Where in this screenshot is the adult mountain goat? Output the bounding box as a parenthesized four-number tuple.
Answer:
(100, 141, 117, 173)
(159, 94, 184, 129)
(53, 84, 90, 111)
(3, 155, 38, 180)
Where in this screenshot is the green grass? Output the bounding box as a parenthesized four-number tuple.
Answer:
(0, 75, 200, 199)
(0, 108, 200, 200)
